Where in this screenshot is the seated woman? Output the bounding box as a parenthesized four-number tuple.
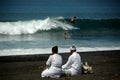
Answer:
(41, 46, 62, 78)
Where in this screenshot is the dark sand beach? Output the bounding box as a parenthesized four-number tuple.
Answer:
(0, 50, 120, 80)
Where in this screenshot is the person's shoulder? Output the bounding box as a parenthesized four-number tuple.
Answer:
(75, 52, 81, 58)
(70, 53, 74, 57)
(49, 54, 53, 58)
(53, 53, 61, 57)
(56, 54, 62, 57)
(73, 52, 79, 56)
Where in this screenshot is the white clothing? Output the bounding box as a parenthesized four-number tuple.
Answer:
(41, 54, 62, 78)
(62, 52, 82, 75)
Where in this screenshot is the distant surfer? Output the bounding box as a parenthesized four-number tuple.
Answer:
(70, 16, 76, 25)
(64, 33, 68, 39)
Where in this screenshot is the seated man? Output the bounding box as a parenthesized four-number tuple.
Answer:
(41, 46, 62, 78)
(62, 45, 82, 76)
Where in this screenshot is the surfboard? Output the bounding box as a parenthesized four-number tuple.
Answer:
(73, 26, 80, 30)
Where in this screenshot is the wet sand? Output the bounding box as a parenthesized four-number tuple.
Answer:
(0, 50, 120, 80)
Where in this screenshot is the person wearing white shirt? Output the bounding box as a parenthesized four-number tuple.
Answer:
(41, 46, 62, 78)
(62, 45, 82, 76)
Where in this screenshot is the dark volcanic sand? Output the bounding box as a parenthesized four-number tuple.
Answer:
(0, 50, 120, 80)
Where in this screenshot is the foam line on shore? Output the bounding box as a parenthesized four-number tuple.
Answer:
(0, 50, 120, 62)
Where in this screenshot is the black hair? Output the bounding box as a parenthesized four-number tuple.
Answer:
(52, 46, 58, 53)
(74, 16, 76, 18)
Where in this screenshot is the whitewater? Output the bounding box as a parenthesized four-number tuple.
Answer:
(0, 47, 120, 56)
(0, 17, 75, 35)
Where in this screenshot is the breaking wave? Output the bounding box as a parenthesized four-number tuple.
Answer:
(0, 17, 74, 35)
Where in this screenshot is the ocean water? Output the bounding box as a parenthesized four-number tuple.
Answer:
(0, 0, 120, 56)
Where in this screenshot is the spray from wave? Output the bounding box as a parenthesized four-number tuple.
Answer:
(0, 17, 74, 35)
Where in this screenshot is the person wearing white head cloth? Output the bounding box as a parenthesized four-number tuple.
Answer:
(62, 45, 82, 76)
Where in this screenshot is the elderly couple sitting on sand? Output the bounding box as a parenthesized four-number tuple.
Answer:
(41, 45, 83, 78)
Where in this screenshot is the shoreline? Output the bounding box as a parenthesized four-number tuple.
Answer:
(0, 50, 120, 80)
(0, 50, 120, 62)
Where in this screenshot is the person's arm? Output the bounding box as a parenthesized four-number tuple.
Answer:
(62, 55, 73, 69)
(46, 55, 52, 67)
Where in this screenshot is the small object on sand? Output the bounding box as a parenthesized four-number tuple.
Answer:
(82, 61, 93, 74)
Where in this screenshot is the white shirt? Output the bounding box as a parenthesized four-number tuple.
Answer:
(62, 52, 81, 71)
(46, 54, 62, 68)
(41, 53, 62, 78)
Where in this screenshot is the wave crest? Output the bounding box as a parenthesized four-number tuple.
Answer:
(0, 17, 74, 35)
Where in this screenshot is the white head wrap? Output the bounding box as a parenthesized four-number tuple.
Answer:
(70, 45, 76, 51)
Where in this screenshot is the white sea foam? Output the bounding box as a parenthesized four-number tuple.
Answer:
(0, 17, 74, 35)
(0, 47, 120, 56)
